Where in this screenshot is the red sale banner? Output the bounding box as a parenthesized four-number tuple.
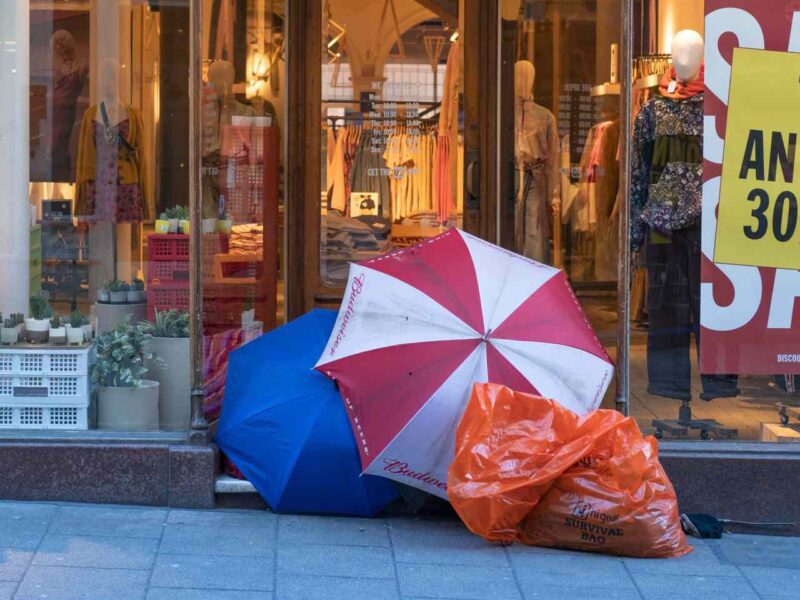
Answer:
(701, 1, 800, 373)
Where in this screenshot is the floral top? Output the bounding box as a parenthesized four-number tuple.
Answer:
(630, 94, 703, 251)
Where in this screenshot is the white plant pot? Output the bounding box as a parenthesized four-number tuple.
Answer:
(25, 318, 50, 343)
(66, 326, 84, 345)
(127, 290, 145, 303)
(109, 291, 127, 303)
(0, 328, 18, 344)
(168, 218, 179, 233)
(82, 323, 93, 340)
(49, 327, 66, 345)
(202, 218, 217, 234)
(98, 380, 160, 430)
(98, 289, 110, 303)
(179, 219, 190, 234)
(15, 323, 25, 335)
(145, 337, 190, 430)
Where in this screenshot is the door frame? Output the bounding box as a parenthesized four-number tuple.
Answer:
(285, 0, 501, 318)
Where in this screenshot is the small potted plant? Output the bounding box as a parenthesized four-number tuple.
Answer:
(92, 319, 160, 430)
(1, 316, 18, 344)
(127, 278, 146, 303)
(9, 313, 25, 338)
(66, 310, 86, 344)
(141, 309, 190, 429)
(98, 283, 111, 303)
(161, 205, 188, 233)
(107, 280, 129, 303)
(49, 315, 66, 345)
(26, 291, 52, 343)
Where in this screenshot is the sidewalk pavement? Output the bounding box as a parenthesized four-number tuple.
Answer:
(1, 501, 798, 600)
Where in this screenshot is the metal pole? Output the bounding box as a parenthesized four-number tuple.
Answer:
(616, 0, 632, 416)
(189, 0, 210, 443)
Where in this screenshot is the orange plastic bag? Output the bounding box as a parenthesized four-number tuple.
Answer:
(448, 383, 691, 558)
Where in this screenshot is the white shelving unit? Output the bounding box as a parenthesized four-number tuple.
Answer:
(0, 344, 94, 430)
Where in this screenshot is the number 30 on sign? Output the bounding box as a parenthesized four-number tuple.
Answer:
(714, 48, 800, 270)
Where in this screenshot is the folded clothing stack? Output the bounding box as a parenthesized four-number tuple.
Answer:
(321, 212, 388, 285)
(402, 211, 441, 227)
(229, 224, 263, 255)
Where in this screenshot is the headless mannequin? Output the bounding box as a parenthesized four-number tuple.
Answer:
(514, 60, 560, 262)
(82, 59, 140, 292)
(631, 30, 739, 429)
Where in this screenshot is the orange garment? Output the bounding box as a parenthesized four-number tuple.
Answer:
(658, 65, 705, 99)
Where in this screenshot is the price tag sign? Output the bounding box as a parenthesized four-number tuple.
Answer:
(714, 48, 800, 270)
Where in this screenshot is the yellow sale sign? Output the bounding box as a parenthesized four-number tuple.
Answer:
(714, 48, 800, 270)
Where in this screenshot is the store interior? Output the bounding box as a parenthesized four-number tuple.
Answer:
(8, 0, 795, 440)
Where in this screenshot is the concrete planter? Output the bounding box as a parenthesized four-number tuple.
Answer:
(49, 327, 66, 345)
(65, 325, 84, 345)
(25, 318, 50, 343)
(98, 380, 160, 430)
(127, 290, 145, 303)
(145, 337, 190, 430)
(0, 328, 18, 344)
(109, 291, 127, 303)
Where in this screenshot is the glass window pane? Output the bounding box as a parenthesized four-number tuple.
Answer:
(200, 0, 285, 427)
(0, 0, 191, 432)
(501, 0, 621, 409)
(319, 3, 463, 289)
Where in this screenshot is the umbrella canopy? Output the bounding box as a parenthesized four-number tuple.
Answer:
(315, 229, 614, 499)
(216, 309, 399, 516)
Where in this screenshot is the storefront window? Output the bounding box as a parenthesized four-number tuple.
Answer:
(0, 1, 192, 432)
(500, 0, 621, 408)
(319, 1, 463, 288)
(627, 0, 799, 442)
(200, 0, 285, 426)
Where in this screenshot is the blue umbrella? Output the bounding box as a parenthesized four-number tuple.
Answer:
(215, 309, 399, 516)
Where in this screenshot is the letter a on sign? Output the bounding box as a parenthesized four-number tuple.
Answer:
(714, 48, 800, 270)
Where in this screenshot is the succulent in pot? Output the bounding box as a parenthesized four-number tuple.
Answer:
(91, 319, 160, 430)
(107, 280, 130, 303)
(127, 278, 146, 303)
(162, 205, 188, 233)
(49, 315, 67, 345)
(9, 313, 25, 335)
(1, 317, 18, 344)
(26, 291, 52, 343)
(66, 310, 87, 344)
(98, 282, 111, 303)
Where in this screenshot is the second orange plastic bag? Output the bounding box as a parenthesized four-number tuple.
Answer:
(447, 383, 691, 558)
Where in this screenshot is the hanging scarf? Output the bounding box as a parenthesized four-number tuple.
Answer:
(659, 64, 705, 99)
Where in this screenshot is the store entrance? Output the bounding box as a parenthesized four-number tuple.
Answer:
(286, 0, 499, 315)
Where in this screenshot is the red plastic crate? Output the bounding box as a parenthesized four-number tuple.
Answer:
(146, 282, 190, 320)
(147, 260, 190, 284)
(148, 234, 190, 261)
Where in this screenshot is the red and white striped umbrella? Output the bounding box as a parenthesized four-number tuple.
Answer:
(316, 229, 614, 498)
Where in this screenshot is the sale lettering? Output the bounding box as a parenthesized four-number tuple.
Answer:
(738, 130, 798, 242)
(701, 4, 800, 374)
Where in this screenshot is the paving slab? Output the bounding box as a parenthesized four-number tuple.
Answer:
(33, 534, 157, 570)
(0, 548, 32, 582)
(160, 524, 275, 557)
(396, 562, 522, 600)
(278, 544, 395, 579)
(151, 553, 274, 592)
(50, 506, 167, 538)
(279, 515, 390, 547)
(275, 574, 399, 600)
(14, 565, 149, 600)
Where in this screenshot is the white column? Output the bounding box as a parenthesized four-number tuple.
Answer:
(0, 0, 30, 315)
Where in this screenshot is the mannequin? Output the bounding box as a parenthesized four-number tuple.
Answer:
(49, 29, 88, 182)
(202, 60, 256, 217)
(630, 30, 738, 408)
(514, 60, 560, 263)
(75, 59, 149, 223)
(75, 59, 149, 290)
